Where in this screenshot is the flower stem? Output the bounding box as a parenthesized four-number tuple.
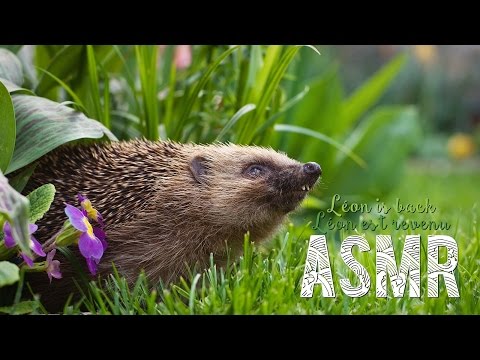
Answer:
(0, 240, 15, 260)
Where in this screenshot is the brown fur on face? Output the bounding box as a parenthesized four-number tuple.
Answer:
(23, 140, 321, 309)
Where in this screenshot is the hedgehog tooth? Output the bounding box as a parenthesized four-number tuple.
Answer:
(306, 185, 310, 191)
(302, 185, 306, 191)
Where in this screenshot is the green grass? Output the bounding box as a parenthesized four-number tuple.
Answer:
(53, 161, 479, 314)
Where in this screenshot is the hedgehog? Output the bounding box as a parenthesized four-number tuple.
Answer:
(23, 140, 322, 309)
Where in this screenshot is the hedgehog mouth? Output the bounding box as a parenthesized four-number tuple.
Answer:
(299, 184, 312, 191)
(275, 180, 319, 212)
(292, 177, 319, 193)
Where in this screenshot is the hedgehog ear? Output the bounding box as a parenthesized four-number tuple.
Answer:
(190, 156, 209, 184)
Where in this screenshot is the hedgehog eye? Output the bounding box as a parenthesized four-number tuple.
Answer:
(246, 164, 267, 178)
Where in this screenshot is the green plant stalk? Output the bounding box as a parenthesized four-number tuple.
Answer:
(36, 67, 86, 111)
(164, 55, 177, 136)
(102, 67, 111, 129)
(112, 46, 142, 117)
(237, 46, 298, 143)
(173, 46, 239, 141)
(135, 46, 159, 140)
(0, 240, 15, 260)
(86, 45, 104, 126)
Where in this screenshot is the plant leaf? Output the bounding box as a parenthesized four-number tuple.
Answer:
(331, 106, 421, 198)
(87, 45, 103, 125)
(35, 45, 84, 96)
(26, 184, 56, 224)
(8, 163, 37, 193)
(6, 94, 117, 174)
(216, 104, 256, 142)
(36, 67, 86, 109)
(340, 54, 407, 132)
(0, 48, 24, 86)
(0, 171, 31, 256)
(0, 261, 20, 288)
(174, 46, 239, 140)
(0, 81, 15, 173)
(0, 78, 34, 95)
(0, 45, 22, 54)
(0, 300, 38, 314)
(274, 124, 366, 168)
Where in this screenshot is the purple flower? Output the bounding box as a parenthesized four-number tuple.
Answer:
(77, 194, 104, 228)
(46, 249, 62, 283)
(3, 222, 46, 267)
(64, 203, 105, 275)
(86, 228, 108, 275)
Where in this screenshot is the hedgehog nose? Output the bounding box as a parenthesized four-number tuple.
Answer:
(303, 162, 322, 176)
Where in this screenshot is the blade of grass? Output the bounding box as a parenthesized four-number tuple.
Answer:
(36, 67, 86, 110)
(238, 45, 320, 144)
(101, 67, 110, 129)
(164, 53, 177, 136)
(253, 85, 310, 139)
(135, 46, 159, 140)
(173, 46, 239, 141)
(112, 46, 141, 116)
(274, 124, 366, 168)
(341, 53, 407, 131)
(86, 45, 103, 125)
(216, 104, 256, 142)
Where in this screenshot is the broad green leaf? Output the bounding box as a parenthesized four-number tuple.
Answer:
(6, 94, 117, 174)
(340, 54, 407, 133)
(0, 48, 23, 86)
(274, 124, 366, 168)
(279, 65, 343, 162)
(26, 184, 56, 223)
(0, 172, 30, 256)
(330, 106, 421, 199)
(0, 261, 20, 287)
(0, 300, 38, 314)
(0, 78, 34, 95)
(0, 81, 15, 173)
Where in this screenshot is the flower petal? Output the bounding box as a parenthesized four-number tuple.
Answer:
(46, 249, 62, 283)
(79, 196, 104, 226)
(30, 236, 46, 257)
(21, 253, 34, 267)
(96, 213, 105, 228)
(28, 223, 38, 234)
(78, 232, 104, 260)
(48, 260, 62, 282)
(47, 249, 56, 263)
(2, 222, 15, 248)
(50, 261, 62, 279)
(93, 227, 107, 251)
(86, 258, 97, 276)
(64, 204, 88, 232)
